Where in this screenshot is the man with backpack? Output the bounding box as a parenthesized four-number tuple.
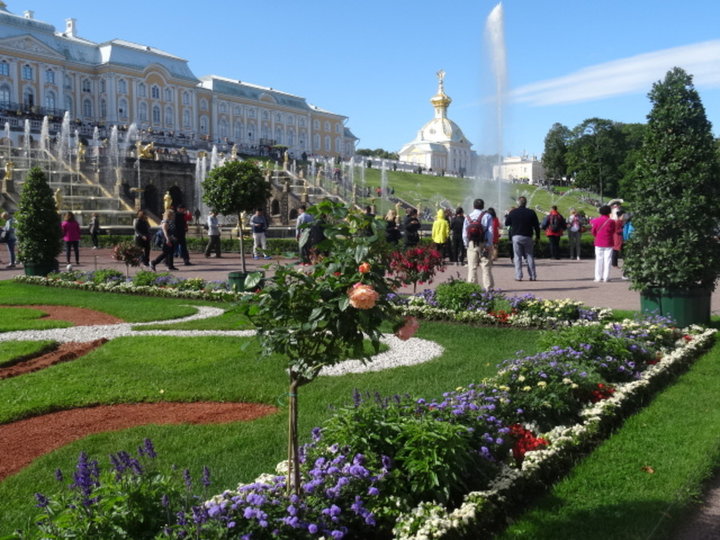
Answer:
(504, 196, 541, 281)
(541, 205, 566, 260)
(463, 198, 494, 289)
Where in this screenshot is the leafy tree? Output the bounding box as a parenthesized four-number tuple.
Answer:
(355, 148, 399, 160)
(624, 67, 720, 291)
(16, 167, 62, 270)
(242, 201, 413, 494)
(201, 160, 271, 273)
(542, 123, 571, 184)
(616, 123, 647, 200)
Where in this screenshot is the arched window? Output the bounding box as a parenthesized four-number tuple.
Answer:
(137, 82, 146, 97)
(100, 99, 107, 117)
(199, 116, 208, 133)
(299, 118, 306, 128)
(234, 121, 243, 140)
(22, 64, 33, 80)
(335, 123, 341, 134)
(313, 134, 320, 150)
(287, 129, 294, 146)
(138, 102, 148, 122)
(247, 121, 255, 140)
(151, 85, 160, 99)
(262, 110, 268, 120)
(313, 119, 319, 130)
(164, 88, 172, 102)
(219, 119, 228, 138)
(183, 109, 191, 128)
(0, 84, 10, 106)
(23, 87, 34, 107)
(287, 115, 295, 126)
(275, 113, 281, 123)
(118, 98, 128, 119)
(165, 106, 173, 126)
(45, 69, 55, 84)
(200, 99, 208, 111)
(275, 127, 283, 144)
(182, 91, 190, 105)
(299, 130, 305, 148)
(0, 61, 9, 77)
(248, 108, 256, 118)
(118, 79, 127, 94)
(82, 79, 91, 93)
(261, 125, 269, 139)
(324, 135, 331, 152)
(324, 121, 330, 132)
(234, 105, 241, 115)
(100, 79, 106, 93)
(219, 102, 226, 113)
(152, 105, 160, 124)
(335, 137, 341, 153)
(64, 95, 73, 116)
(82, 98, 92, 117)
(45, 90, 56, 110)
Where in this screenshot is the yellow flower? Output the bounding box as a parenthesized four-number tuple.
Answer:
(517, 375, 526, 382)
(522, 385, 532, 392)
(537, 381, 547, 388)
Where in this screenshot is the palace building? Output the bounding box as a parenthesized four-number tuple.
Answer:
(0, 3, 357, 157)
(398, 71, 476, 176)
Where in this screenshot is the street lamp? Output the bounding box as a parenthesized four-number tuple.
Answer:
(584, 126, 603, 203)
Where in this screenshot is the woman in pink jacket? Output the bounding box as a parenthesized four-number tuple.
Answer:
(61, 211, 82, 265)
(590, 205, 616, 282)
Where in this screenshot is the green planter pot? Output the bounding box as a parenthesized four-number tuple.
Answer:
(23, 260, 59, 277)
(228, 271, 265, 292)
(640, 287, 711, 327)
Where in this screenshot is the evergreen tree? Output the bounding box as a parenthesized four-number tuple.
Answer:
(16, 167, 62, 267)
(624, 67, 720, 290)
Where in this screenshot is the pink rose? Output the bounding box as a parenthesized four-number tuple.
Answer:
(395, 316, 420, 340)
(348, 283, 379, 310)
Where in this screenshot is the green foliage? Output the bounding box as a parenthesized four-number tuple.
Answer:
(0, 340, 56, 367)
(624, 67, 720, 291)
(542, 122, 571, 183)
(91, 268, 125, 284)
(201, 160, 271, 218)
(15, 167, 62, 265)
(434, 280, 485, 311)
(132, 269, 163, 287)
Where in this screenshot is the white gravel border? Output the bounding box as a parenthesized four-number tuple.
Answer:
(0, 306, 444, 376)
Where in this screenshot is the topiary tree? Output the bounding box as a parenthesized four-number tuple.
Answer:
(624, 68, 720, 294)
(201, 160, 271, 273)
(16, 166, 62, 273)
(241, 200, 417, 494)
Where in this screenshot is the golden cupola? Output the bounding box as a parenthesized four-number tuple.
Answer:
(430, 69, 452, 119)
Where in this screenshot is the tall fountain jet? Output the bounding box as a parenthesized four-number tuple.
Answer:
(485, 2, 508, 213)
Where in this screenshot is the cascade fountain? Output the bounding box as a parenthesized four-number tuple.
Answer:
(485, 2, 508, 213)
(380, 159, 389, 202)
(91, 126, 100, 162)
(109, 125, 119, 169)
(210, 145, 219, 170)
(4, 122, 9, 155)
(39, 116, 49, 156)
(23, 119, 31, 166)
(57, 111, 71, 164)
(122, 123, 138, 160)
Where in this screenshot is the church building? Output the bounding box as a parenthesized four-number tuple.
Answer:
(398, 71, 475, 176)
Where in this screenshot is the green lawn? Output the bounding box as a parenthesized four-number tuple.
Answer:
(0, 341, 56, 367)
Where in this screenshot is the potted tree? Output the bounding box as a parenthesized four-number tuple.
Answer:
(201, 160, 271, 289)
(16, 167, 62, 276)
(624, 67, 720, 326)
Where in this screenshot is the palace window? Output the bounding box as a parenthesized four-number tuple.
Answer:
(100, 79, 106, 93)
(200, 98, 208, 111)
(165, 106, 173, 126)
(219, 102, 227, 114)
(335, 137, 341, 152)
(82, 79, 92, 93)
(299, 118, 305, 128)
(82, 98, 92, 117)
(234, 105, 241, 115)
(22, 65, 33, 80)
(45, 69, 55, 84)
(152, 105, 160, 124)
(164, 88, 173, 102)
(0, 61, 9, 77)
(23, 87, 34, 107)
(118, 98, 128, 119)
(64, 95, 73, 116)
(335, 123, 341, 134)
(324, 121, 330, 132)
(234, 121, 243, 140)
(182, 91, 190, 105)
(287, 130, 294, 146)
(313, 119, 319, 130)
(100, 99, 107, 117)
(183, 109, 191, 128)
(151, 85, 160, 99)
(219, 119, 228, 138)
(262, 110, 268, 120)
(138, 102, 148, 122)
(275, 113, 281, 123)
(118, 79, 127, 94)
(0, 84, 10, 106)
(248, 108, 256, 118)
(324, 136, 331, 152)
(275, 127, 283, 144)
(313, 134, 320, 150)
(138, 83, 146, 97)
(199, 116, 208, 133)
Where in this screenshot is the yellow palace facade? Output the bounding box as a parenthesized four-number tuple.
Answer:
(0, 3, 357, 157)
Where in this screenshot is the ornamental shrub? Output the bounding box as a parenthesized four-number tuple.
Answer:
(15, 167, 62, 268)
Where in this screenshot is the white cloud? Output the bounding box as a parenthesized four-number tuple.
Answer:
(511, 40, 720, 106)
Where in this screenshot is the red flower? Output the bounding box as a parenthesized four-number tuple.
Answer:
(358, 262, 371, 274)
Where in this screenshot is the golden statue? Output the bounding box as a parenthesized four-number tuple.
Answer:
(54, 188, 63, 210)
(77, 141, 86, 162)
(3, 160, 13, 181)
(197, 150, 207, 159)
(135, 140, 156, 159)
(163, 191, 173, 211)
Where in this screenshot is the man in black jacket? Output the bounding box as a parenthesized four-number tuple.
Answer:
(504, 196, 540, 281)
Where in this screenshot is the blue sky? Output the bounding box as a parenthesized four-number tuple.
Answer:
(13, 0, 720, 157)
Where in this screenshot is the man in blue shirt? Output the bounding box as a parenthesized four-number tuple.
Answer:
(463, 198, 495, 289)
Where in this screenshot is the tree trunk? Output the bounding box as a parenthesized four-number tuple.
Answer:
(287, 373, 301, 496)
(238, 213, 247, 273)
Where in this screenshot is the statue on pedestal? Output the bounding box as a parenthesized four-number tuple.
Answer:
(77, 142, 86, 162)
(54, 188, 63, 211)
(163, 191, 173, 211)
(231, 144, 238, 161)
(283, 150, 289, 170)
(3, 160, 13, 180)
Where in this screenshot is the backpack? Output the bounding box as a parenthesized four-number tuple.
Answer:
(549, 213, 562, 233)
(467, 212, 486, 243)
(154, 228, 165, 248)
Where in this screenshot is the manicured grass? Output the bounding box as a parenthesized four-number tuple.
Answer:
(0, 340, 56, 367)
(0, 316, 539, 534)
(500, 338, 720, 539)
(0, 307, 73, 332)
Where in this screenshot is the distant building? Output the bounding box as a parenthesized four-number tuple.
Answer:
(398, 70, 475, 176)
(0, 2, 357, 157)
(493, 155, 545, 184)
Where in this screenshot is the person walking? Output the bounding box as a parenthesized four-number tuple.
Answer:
(174, 204, 192, 265)
(61, 211, 81, 266)
(384, 209, 401, 244)
(504, 196, 540, 281)
(487, 207, 501, 261)
(403, 208, 421, 247)
(1, 211, 16, 268)
(296, 205, 314, 263)
(590, 205, 616, 282)
(151, 209, 178, 271)
(431, 208, 450, 257)
(133, 209, 151, 267)
(611, 209, 625, 269)
(250, 208, 271, 260)
(450, 207, 466, 266)
(541, 205, 566, 260)
(463, 198, 494, 289)
(88, 212, 101, 249)
(205, 210, 222, 258)
(566, 208, 584, 260)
